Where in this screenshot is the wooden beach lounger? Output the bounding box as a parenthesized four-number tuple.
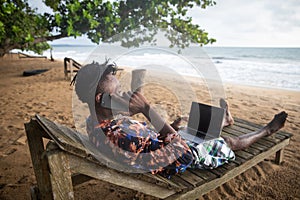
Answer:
(64, 57, 82, 81)
(18, 52, 47, 59)
(25, 115, 292, 200)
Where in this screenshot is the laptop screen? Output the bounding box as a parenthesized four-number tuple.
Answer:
(187, 102, 225, 140)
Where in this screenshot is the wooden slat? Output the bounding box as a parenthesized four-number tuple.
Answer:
(236, 145, 261, 156)
(234, 119, 263, 129)
(188, 168, 217, 182)
(234, 118, 261, 126)
(128, 173, 182, 191)
(152, 174, 183, 191)
(277, 131, 293, 138)
(231, 155, 246, 165)
(35, 115, 88, 154)
(209, 162, 238, 178)
(222, 161, 238, 170)
(67, 151, 177, 199)
(249, 142, 269, 151)
(177, 170, 205, 187)
(169, 175, 193, 193)
(234, 150, 254, 160)
(243, 146, 261, 155)
(166, 137, 291, 200)
(253, 138, 275, 148)
(223, 127, 243, 136)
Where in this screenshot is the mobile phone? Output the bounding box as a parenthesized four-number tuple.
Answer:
(100, 93, 128, 111)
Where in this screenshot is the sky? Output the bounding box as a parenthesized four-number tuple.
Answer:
(29, 0, 300, 47)
(189, 0, 300, 47)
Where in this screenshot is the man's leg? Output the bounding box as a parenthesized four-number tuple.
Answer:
(222, 111, 288, 151)
(171, 99, 287, 151)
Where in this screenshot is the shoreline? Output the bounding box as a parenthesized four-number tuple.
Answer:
(9, 46, 300, 93)
(224, 81, 300, 93)
(107, 64, 300, 93)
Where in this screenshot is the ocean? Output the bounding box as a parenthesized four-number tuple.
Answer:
(25, 45, 300, 91)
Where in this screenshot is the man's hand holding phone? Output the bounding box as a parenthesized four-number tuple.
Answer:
(100, 92, 149, 116)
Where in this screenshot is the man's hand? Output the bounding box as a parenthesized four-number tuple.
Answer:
(110, 91, 150, 116)
(112, 91, 177, 137)
(124, 91, 150, 116)
(170, 117, 188, 131)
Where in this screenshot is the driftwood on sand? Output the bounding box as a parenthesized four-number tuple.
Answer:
(18, 52, 47, 59)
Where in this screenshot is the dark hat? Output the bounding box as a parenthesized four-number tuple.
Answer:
(73, 60, 121, 104)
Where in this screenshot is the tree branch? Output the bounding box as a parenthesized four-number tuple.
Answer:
(0, 34, 68, 57)
(33, 34, 68, 44)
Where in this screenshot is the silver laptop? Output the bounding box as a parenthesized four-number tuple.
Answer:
(178, 102, 225, 144)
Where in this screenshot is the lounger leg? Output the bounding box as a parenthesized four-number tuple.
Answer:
(64, 58, 68, 79)
(46, 142, 74, 200)
(275, 148, 284, 164)
(25, 120, 53, 200)
(30, 185, 39, 200)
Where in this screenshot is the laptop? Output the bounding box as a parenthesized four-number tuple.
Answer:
(178, 102, 225, 144)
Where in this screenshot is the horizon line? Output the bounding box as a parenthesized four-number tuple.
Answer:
(50, 44, 300, 48)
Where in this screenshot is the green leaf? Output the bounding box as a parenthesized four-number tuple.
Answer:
(0, 0, 216, 56)
(12, 25, 21, 35)
(3, 3, 15, 14)
(90, 20, 99, 29)
(0, 21, 5, 40)
(25, 33, 34, 42)
(54, 13, 61, 25)
(104, 16, 110, 23)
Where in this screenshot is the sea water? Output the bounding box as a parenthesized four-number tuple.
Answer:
(18, 45, 300, 91)
(204, 47, 300, 91)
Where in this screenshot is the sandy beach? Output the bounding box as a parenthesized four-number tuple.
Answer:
(0, 54, 299, 199)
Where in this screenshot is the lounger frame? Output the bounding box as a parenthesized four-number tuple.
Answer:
(25, 115, 292, 200)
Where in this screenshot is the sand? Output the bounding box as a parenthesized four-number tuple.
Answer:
(0, 54, 299, 199)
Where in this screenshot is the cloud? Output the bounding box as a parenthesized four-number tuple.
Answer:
(28, 0, 52, 13)
(264, 1, 300, 31)
(188, 0, 300, 47)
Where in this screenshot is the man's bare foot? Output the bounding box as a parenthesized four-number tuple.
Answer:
(220, 98, 234, 127)
(265, 111, 288, 136)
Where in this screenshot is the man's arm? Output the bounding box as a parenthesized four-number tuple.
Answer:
(111, 91, 177, 138)
(129, 92, 177, 138)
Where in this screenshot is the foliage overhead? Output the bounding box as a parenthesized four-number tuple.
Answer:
(0, 0, 216, 56)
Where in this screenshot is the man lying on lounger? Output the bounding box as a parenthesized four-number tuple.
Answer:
(73, 61, 287, 178)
